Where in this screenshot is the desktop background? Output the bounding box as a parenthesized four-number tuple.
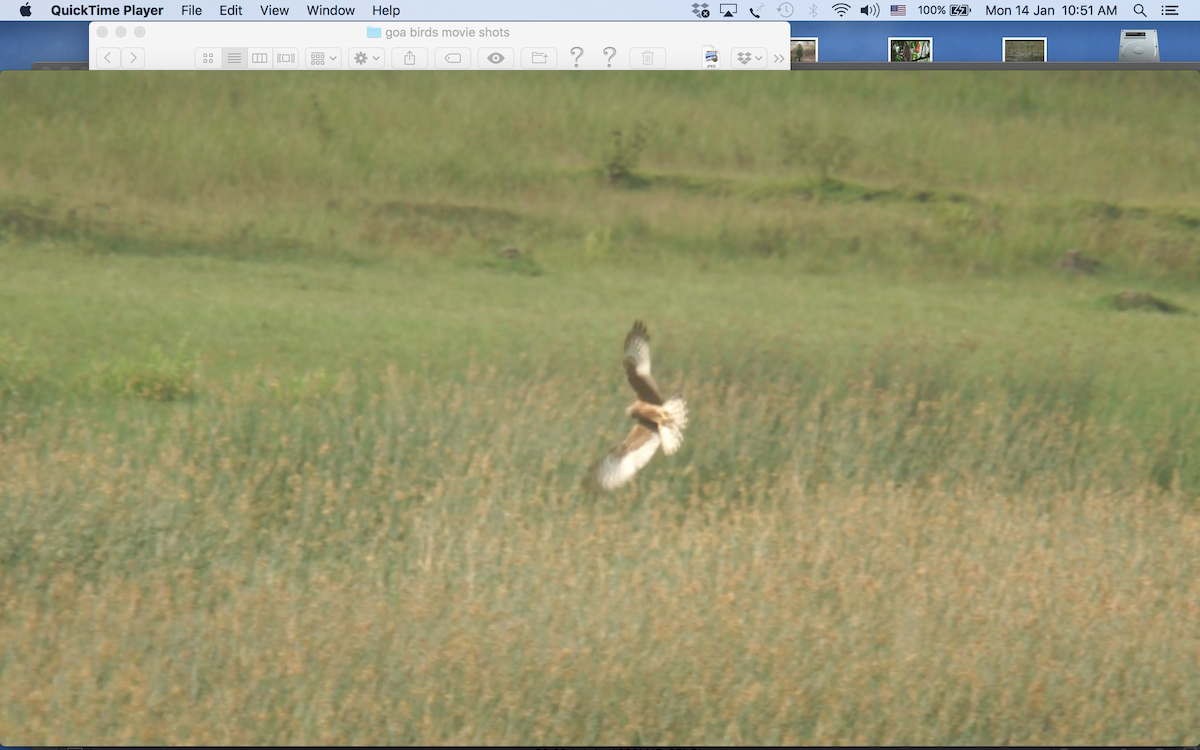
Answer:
(1, 71, 1198, 744)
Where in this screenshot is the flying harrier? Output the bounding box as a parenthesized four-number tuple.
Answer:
(592, 320, 689, 491)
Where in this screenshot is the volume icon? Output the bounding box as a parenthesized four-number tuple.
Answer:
(860, 2, 880, 14)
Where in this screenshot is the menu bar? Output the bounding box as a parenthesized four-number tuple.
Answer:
(7, 0, 1197, 21)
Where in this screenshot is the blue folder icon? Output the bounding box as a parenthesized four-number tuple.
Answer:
(367, 26, 381, 38)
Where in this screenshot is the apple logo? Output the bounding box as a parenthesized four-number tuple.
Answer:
(20, 3, 32, 15)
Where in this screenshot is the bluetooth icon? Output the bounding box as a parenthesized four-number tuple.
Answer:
(809, 2, 819, 14)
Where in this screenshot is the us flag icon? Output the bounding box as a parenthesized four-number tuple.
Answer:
(891, 3, 906, 13)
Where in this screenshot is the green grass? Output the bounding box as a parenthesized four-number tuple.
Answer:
(1, 70, 1198, 745)
(2, 71, 1200, 276)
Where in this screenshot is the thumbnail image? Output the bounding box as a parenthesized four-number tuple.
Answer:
(1004, 37, 1048, 61)
(889, 37, 933, 61)
(790, 38, 818, 62)
(2, 69, 1199, 746)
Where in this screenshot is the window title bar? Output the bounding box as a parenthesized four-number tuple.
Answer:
(87, 20, 791, 69)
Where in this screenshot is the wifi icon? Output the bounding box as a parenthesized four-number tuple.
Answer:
(832, 2, 851, 13)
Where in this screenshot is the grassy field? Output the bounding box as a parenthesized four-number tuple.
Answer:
(1, 71, 1199, 744)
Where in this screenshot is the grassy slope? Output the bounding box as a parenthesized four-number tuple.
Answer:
(1, 71, 1199, 744)
(1, 72, 1199, 272)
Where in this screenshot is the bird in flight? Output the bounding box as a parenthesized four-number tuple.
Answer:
(593, 320, 689, 491)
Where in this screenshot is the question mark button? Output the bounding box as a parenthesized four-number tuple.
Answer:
(520, 47, 558, 68)
(603, 46, 616, 68)
(570, 46, 584, 67)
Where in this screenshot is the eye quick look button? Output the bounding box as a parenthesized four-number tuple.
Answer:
(478, 47, 514, 68)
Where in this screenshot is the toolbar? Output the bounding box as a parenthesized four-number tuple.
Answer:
(86, 21, 791, 69)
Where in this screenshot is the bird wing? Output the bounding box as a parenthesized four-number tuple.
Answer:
(594, 422, 661, 491)
(657, 396, 688, 456)
(622, 319, 662, 405)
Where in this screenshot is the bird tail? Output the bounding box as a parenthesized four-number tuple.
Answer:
(658, 395, 688, 456)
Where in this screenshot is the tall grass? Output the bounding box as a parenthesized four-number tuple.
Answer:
(2, 361, 1197, 744)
